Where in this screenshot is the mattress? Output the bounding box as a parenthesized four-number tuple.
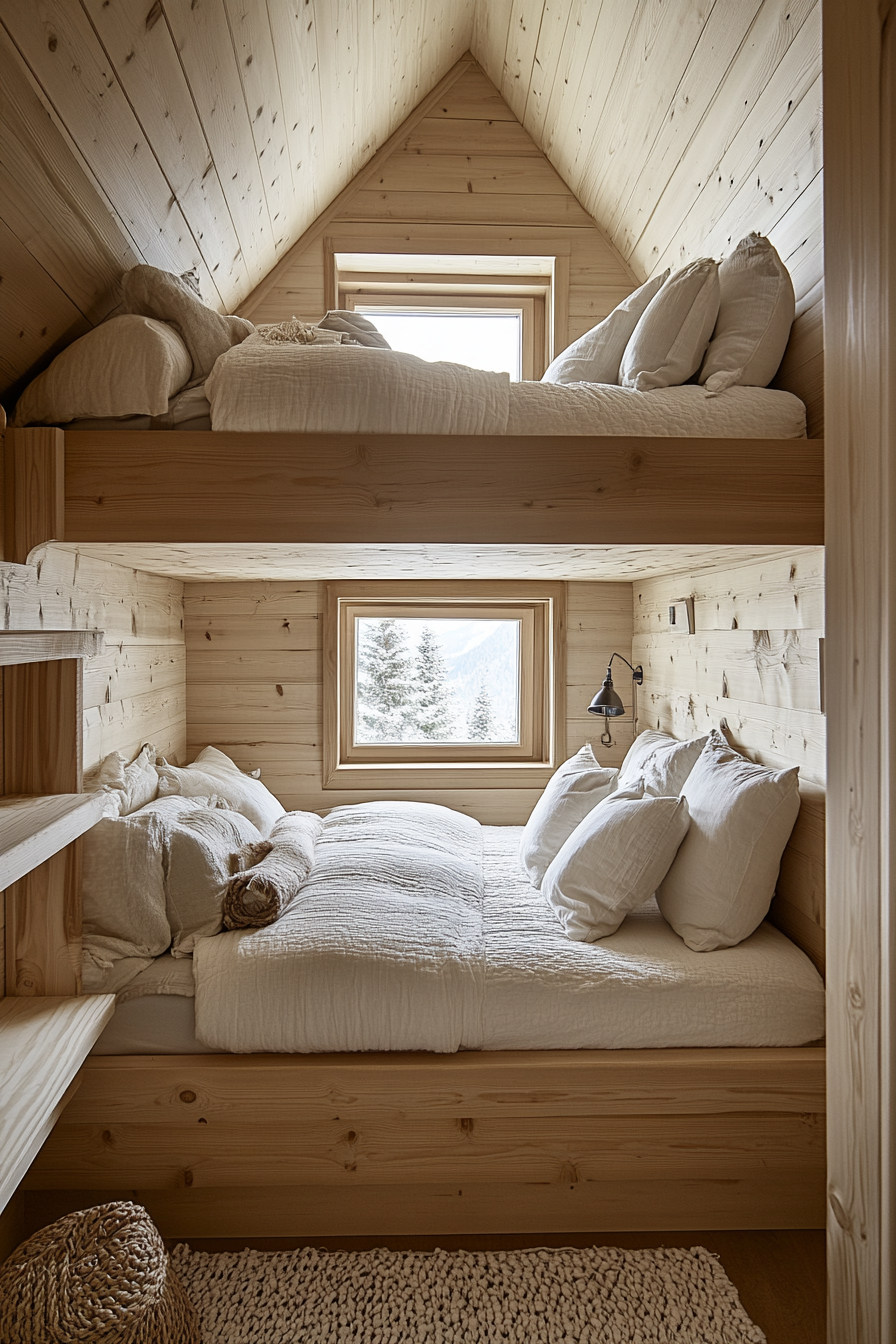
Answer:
(92, 825, 824, 1055)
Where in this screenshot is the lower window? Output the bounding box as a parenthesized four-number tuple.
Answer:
(323, 581, 566, 789)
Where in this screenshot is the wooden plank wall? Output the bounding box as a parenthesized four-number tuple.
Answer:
(0, 547, 186, 774)
(185, 580, 633, 824)
(632, 546, 826, 973)
(473, 1, 824, 434)
(238, 64, 636, 350)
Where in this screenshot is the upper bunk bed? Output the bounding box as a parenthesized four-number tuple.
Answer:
(2, 254, 824, 560)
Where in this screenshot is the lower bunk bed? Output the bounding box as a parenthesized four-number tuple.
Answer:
(25, 801, 826, 1240)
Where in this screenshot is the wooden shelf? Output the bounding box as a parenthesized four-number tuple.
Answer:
(0, 994, 115, 1212)
(0, 793, 108, 893)
(0, 630, 104, 666)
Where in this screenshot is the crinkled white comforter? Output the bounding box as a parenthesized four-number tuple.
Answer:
(193, 805, 824, 1054)
(204, 340, 807, 437)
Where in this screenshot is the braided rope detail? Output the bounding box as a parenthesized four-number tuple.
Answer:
(0, 1202, 200, 1344)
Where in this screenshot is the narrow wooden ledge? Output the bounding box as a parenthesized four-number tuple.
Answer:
(0, 630, 104, 666)
(63, 431, 825, 546)
(0, 793, 107, 892)
(0, 994, 115, 1212)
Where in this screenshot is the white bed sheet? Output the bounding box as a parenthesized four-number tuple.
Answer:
(204, 341, 807, 438)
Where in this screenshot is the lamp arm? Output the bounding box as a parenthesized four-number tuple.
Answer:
(606, 652, 644, 684)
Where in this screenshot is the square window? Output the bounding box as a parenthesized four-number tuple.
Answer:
(324, 582, 566, 789)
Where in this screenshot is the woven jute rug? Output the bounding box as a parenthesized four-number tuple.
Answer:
(171, 1242, 767, 1343)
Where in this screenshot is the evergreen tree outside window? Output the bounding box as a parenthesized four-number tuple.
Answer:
(468, 683, 496, 740)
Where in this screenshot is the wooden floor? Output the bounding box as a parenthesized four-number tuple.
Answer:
(177, 1229, 826, 1344)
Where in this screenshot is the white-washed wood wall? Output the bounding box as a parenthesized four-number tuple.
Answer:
(239, 64, 635, 351)
(0, 547, 186, 772)
(473, 0, 824, 433)
(184, 580, 633, 824)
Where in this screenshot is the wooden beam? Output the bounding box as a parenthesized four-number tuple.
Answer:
(0, 630, 103, 666)
(64, 432, 825, 547)
(0, 793, 106, 894)
(3, 658, 82, 795)
(236, 54, 477, 321)
(4, 427, 64, 564)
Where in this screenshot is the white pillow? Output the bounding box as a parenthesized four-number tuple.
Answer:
(620, 258, 720, 391)
(166, 807, 262, 957)
(699, 234, 795, 394)
(543, 783, 690, 941)
(519, 744, 618, 887)
(617, 730, 708, 796)
(541, 271, 669, 385)
(656, 730, 800, 951)
(156, 745, 285, 834)
(84, 742, 160, 817)
(81, 795, 218, 993)
(14, 315, 192, 426)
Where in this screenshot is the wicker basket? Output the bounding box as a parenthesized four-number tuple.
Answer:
(0, 1201, 201, 1343)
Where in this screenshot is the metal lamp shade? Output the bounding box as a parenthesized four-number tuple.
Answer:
(587, 676, 626, 717)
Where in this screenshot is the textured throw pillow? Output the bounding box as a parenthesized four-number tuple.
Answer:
(223, 810, 324, 929)
(156, 745, 285, 834)
(657, 730, 801, 951)
(699, 234, 796, 394)
(620, 258, 721, 391)
(81, 795, 220, 992)
(121, 264, 254, 382)
(541, 271, 669, 385)
(166, 807, 263, 956)
(543, 783, 691, 941)
(84, 742, 160, 817)
(14, 315, 192, 426)
(617, 730, 708, 796)
(519, 744, 618, 887)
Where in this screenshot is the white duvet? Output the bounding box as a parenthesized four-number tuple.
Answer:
(205, 339, 807, 437)
(193, 807, 824, 1054)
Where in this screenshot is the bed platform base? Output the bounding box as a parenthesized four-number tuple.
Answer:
(27, 1046, 826, 1237)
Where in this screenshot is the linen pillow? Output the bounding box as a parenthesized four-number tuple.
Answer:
(84, 742, 160, 817)
(14, 315, 192, 426)
(543, 783, 691, 941)
(156, 745, 285, 834)
(121, 264, 254, 382)
(166, 807, 263, 956)
(223, 810, 324, 929)
(656, 730, 800, 951)
(81, 795, 220, 993)
(519, 744, 618, 887)
(617, 730, 708, 796)
(620, 258, 721, 391)
(699, 234, 796, 394)
(541, 271, 669, 385)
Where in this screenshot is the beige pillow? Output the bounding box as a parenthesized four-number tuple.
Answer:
(699, 234, 796, 394)
(543, 784, 691, 941)
(519, 744, 618, 887)
(541, 271, 669, 385)
(81, 795, 219, 992)
(166, 807, 263, 956)
(156, 745, 285, 835)
(617, 730, 708, 796)
(121, 264, 254, 382)
(14, 315, 192, 426)
(620, 259, 720, 391)
(84, 742, 160, 817)
(657, 730, 801, 951)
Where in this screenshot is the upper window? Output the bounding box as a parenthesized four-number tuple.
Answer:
(327, 248, 561, 379)
(324, 581, 566, 790)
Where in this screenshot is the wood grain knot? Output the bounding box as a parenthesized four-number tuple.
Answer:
(179, 1090, 197, 1104)
(457, 1118, 474, 1134)
(183, 1169, 194, 1188)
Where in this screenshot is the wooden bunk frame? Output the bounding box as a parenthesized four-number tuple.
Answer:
(5, 424, 826, 1238)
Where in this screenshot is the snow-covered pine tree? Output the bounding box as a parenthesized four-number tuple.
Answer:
(468, 682, 496, 740)
(356, 618, 415, 741)
(413, 625, 455, 740)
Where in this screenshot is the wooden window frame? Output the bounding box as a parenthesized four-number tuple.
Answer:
(323, 581, 566, 790)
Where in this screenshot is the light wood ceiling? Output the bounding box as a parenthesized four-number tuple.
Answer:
(48, 542, 816, 584)
(0, 1, 821, 405)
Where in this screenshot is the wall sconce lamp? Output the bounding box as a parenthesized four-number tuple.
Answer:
(587, 653, 643, 748)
